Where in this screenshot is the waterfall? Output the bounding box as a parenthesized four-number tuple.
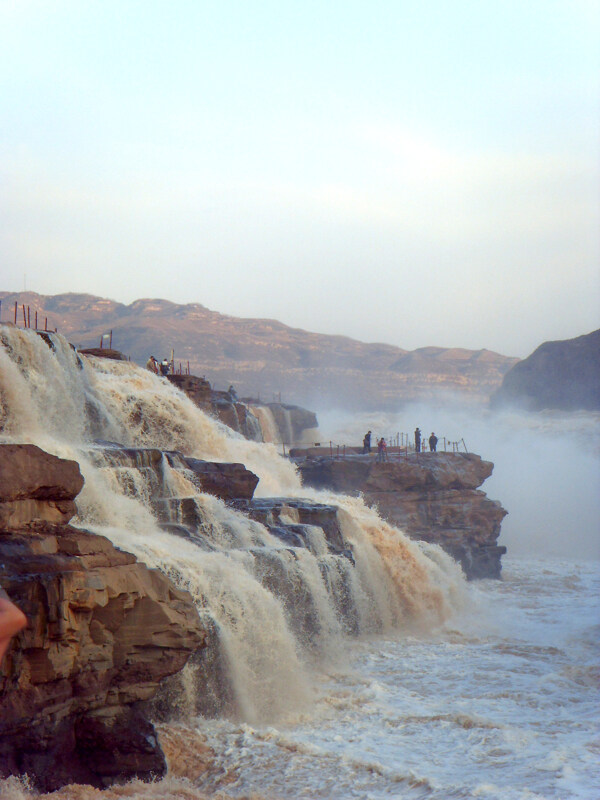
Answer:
(249, 404, 281, 444)
(0, 326, 466, 722)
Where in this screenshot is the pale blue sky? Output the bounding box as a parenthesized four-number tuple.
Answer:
(1, 0, 598, 355)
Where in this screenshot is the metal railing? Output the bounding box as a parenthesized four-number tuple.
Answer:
(295, 435, 469, 459)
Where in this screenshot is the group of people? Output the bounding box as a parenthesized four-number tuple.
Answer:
(362, 427, 439, 459)
(414, 427, 438, 452)
(362, 430, 388, 462)
(146, 355, 172, 376)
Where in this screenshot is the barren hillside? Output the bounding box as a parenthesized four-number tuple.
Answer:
(0, 292, 518, 410)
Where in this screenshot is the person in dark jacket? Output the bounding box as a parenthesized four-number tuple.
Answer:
(429, 432, 438, 452)
(363, 430, 372, 454)
(414, 427, 421, 453)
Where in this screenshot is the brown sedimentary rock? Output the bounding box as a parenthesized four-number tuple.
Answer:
(183, 457, 259, 501)
(296, 452, 507, 579)
(167, 375, 263, 441)
(231, 498, 348, 555)
(166, 374, 213, 412)
(78, 347, 128, 361)
(0, 445, 205, 791)
(0, 444, 84, 527)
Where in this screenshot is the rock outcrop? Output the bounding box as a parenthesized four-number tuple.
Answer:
(78, 347, 128, 361)
(295, 452, 507, 579)
(0, 444, 84, 527)
(166, 374, 263, 441)
(230, 497, 349, 556)
(491, 329, 600, 411)
(0, 445, 205, 791)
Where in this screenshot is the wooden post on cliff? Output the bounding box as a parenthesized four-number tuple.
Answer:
(35, 310, 38, 330)
(22, 305, 26, 327)
(14, 302, 17, 325)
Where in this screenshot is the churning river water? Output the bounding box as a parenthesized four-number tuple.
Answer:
(2, 557, 597, 800)
(190, 557, 600, 800)
(1, 327, 598, 800)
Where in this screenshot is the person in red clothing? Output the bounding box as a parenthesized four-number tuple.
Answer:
(377, 437, 387, 463)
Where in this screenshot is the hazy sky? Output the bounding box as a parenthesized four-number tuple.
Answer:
(1, 0, 598, 357)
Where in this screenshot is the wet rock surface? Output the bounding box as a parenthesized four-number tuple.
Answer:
(0, 446, 205, 791)
(167, 375, 263, 441)
(183, 457, 259, 501)
(231, 497, 349, 556)
(296, 452, 507, 579)
(0, 444, 84, 527)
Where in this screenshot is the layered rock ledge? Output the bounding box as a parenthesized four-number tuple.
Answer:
(295, 452, 507, 579)
(0, 445, 205, 791)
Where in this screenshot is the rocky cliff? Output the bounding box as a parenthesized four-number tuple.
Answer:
(0, 445, 205, 791)
(491, 329, 600, 411)
(165, 374, 318, 445)
(295, 452, 507, 579)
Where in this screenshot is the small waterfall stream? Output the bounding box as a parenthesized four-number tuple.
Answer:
(0, 326, 466, 723)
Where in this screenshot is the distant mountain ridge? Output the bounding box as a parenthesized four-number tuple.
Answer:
(0, 291, 518, 410)
(491, 329, 600, 411)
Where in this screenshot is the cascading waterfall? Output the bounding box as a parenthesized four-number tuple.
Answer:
(249, 404, 281, 445)
(0, 326, 466, 723)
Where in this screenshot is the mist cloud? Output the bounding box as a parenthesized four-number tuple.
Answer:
(316, 404, 600, 561)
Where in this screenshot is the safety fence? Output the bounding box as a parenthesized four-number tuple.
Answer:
(0, 300, 56, 333)
(291, 435, 469, 458)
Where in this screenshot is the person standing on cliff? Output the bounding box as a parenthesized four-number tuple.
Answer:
(0, 589, 26, 665)
(429, 432, 438, 452)
(377, 437, 387, 462)
(363, 430, 372, 454)
(146, 355, 158, 374)
(414, 427, 421, 453)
